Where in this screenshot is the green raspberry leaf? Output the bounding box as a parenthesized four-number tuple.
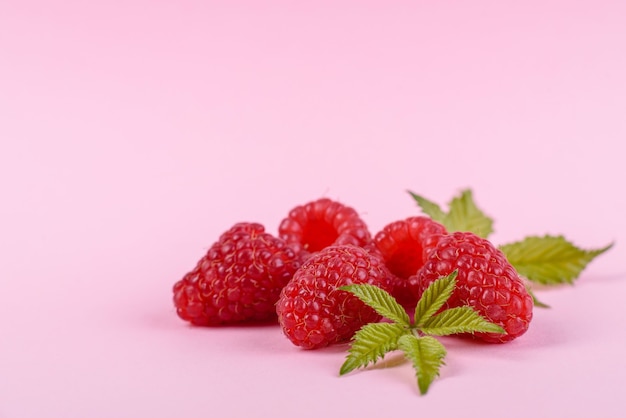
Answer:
(421, 306, 505, 336)
(414, 271, 458, 327)
(398, 334, 447, 395)
(407, 191, 446, 223)
(499, 235, 614, 285)
(445, 189, 494, 238)
(340, 323, 407, 376)
(340, 284, 410, 326)
(408, 189, 494, 238)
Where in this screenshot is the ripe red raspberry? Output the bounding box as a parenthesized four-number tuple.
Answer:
(173, 223, 302, 326)
(278, 198, 372, 258)
(410, 231, 533, 343)
(373, 216, 447, 308)
(276, 245, 394, 350)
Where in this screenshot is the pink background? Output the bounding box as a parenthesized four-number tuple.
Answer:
(1, 1, 625, 417)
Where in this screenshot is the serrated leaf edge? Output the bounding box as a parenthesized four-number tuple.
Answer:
(339, 322, 407, 376)
(340, 284, 410, 326)
(408, 190, 446, 222)
(421, 306, 506, 336)
(444, 189, 494, 238)
(414, 271, 458, 327)
(398, 334, 447, 395)
(499, 235, 613, 285)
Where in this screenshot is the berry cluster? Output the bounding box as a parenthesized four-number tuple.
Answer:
(171, 190, 611, 394)
(172, 196, 534, 347)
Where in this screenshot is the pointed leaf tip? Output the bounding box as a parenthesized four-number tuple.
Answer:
(414, 271, 458, 327)
(339, 322, 407, 376)
(398, 335, 447, 395)
(445, 189, 494, 238)
(408, 189, 494, 238)
(408, 190, 446, 222)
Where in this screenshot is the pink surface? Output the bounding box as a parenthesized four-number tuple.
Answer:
(1, 1, 625, 417)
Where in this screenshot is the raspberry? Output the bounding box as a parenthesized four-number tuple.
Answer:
(278, 198, 372, 258)
(410, 231, 533, 343)
(276, 245, 394, 349)
(173, 223, 302, 326)
(373, 216, 447, 307)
